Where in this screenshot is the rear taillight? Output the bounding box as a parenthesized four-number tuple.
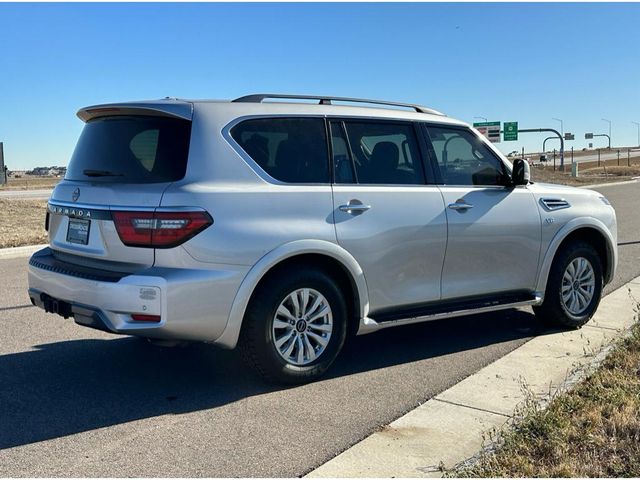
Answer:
(112, 210, 212, 248)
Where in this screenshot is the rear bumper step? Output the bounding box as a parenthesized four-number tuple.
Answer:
(31, 290, 115, 333)
(29, 247, 129, 283)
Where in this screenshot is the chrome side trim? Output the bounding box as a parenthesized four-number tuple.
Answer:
(357, 294, 543, 335)
(49, 200, 207, 215)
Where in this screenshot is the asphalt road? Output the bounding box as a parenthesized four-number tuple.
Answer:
(0, 189, 53, 200)
(0, 181, 638, 476)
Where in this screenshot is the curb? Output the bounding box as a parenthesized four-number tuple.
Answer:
(306, 277, 640, 478)
(577, 178, 639, 189)
(0, 244, 47, 259)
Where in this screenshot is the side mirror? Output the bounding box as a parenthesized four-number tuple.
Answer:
(512, 158, 530, 186)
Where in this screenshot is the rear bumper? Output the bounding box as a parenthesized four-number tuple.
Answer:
(28, 248, 248, 343)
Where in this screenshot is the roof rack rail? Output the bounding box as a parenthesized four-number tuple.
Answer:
(232, 94, 444, 116)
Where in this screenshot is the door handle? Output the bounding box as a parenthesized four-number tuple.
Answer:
(339, 201, 371, 214)
(448, 201, 474, 211)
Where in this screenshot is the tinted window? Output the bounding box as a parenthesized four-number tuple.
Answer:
(231, 118, 329, 183)
(426, 126, 507, 186)
(329, 121, 355, 184)
(66, 116, 191, 183)
(338, 121, 424, 185)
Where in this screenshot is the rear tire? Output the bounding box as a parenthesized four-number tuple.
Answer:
(240, 267, 347, 384)
(534, 241, 603, 328)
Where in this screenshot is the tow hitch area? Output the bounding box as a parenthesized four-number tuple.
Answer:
(40, 293, 73, 319)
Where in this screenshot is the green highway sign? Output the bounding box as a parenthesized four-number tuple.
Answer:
(473, 121, 501, 143)
(503, 122, 518, 141)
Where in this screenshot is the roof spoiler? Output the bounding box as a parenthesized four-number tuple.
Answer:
(77, 100, 193, 122)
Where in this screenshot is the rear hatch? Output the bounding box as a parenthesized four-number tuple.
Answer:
(48, 101, 193, 271)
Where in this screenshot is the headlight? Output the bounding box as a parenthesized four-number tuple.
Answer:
(599, 196, 611, 206)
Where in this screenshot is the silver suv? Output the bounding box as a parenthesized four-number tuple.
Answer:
(28, 94, 617, 383)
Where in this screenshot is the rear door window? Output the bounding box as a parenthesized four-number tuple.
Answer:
(231, 118, 330, 184)
(65, 116, 192, 183)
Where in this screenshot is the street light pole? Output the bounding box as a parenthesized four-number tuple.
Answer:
(552, 117, 564, 137)
(552, 118, 565, 170)
(632, 121, 640, 147)
(474, 116, 488, 123)
(602, 118, 612, 148)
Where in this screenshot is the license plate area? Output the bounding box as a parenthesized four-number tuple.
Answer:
(66, 218, 91, 245)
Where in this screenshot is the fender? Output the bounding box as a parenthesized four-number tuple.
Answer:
(213, 239, 370, 349)
(535, 216, 617, 295)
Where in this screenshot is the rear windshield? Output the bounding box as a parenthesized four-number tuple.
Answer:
(65, 115, 192, 183)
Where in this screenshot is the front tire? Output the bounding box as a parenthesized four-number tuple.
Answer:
(534, 241, 603, 328)
(240, 267, 347, 384)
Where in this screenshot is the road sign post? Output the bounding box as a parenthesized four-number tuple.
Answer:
(515, 127, 564, 170)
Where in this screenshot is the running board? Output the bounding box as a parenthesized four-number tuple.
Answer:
(357, 293, 543, 335)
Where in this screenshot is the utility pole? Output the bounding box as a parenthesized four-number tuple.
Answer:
(0, 142, 5, 185)
(602, 118, 612, 148)
(632, 121, 640, 147)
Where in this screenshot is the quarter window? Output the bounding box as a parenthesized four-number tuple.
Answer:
(425, 126, 507, 186)
(331, 121, 425, 185)
(231, 118, 329, 183)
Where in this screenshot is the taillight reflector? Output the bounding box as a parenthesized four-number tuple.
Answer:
(131, 314, 161, 322)
(112, 210, 212, 248)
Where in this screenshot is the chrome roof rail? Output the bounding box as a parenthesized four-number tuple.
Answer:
(232, 93, 444, 116)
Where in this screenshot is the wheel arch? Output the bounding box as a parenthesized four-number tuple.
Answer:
(536, 218, 617, 294)
(214, 240, 369, 349)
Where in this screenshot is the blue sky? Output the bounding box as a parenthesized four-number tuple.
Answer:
(1, 2, 639, 170)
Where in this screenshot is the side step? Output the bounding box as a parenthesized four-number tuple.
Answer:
(358, 291, 543, 335)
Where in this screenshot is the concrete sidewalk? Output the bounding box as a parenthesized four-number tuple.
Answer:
(0, 244, 46, 259)
(307, 277, 640, 478)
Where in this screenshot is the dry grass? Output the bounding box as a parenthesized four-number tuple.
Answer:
(582, 165, 640, 177)
(455, 321, 640, 477)
(531, 163, 640, 186)
(1, 176, 60, 190)
(580, 155, 640, 170)
(0, 198, 48, 248)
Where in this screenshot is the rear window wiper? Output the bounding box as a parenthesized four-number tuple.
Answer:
(82, 169, 124, 177)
